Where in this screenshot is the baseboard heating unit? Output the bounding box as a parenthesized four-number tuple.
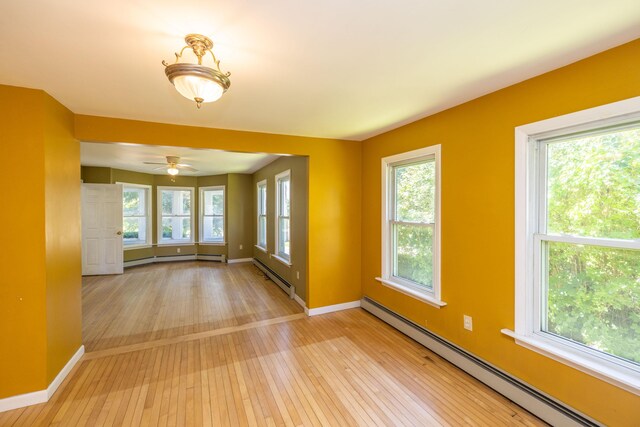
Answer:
(253, 258, 295, 299)
(361, 297, 601, 427)
(124, 254, 225, 268)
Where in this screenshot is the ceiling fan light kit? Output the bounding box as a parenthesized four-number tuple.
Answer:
(143, 155, 198, 176)
(163, 34, 231, 109)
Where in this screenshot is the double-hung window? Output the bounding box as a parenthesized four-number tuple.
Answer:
(257, 180, 267, 250)
(377, 145, 444, 307)
(200, 186, 225, 243)
(509, 97, 640, 395)
(274, 170, 291, 264)
(158, 186, 194, 244)
(121, 183, 151, 248)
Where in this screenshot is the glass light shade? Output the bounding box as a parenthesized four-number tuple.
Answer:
(167, 167, 179, 176)
(173, 74, 224, 104)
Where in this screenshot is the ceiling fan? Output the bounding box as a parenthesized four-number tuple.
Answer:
(143, 156, 198, 175)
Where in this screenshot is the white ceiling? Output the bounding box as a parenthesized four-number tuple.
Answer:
(1, 1, 639, 141)
(81, 142, 281, 176)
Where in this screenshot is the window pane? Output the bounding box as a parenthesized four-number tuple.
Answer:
(161, 217, 173, 239)
(123, 217, 146, 243)
(278, 217, 290, 256)
(123, 188, 144, 216)
(279, 178, 290, 216)
(204, 189, 224, 216)
(395, 160, 435, 223)
(544, 241, 640, 364)
(258, 216, 266, 247)
(203, 216, 223, 241)
(180, 191, 191, 215)
(394, 223, 433, 289)
(258, 185, 267, 215)
(547, 127, 640, 239)
(162, 191, 173, 215)
(181, 218, 191, 239)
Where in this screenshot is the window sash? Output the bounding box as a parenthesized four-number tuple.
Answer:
(121, 184, 152, 247)
(275, 171, 291, 261)
(257, 181, 267, 248)
(158, 187, 194, 243)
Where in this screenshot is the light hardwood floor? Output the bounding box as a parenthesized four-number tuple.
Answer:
(0, 262, 545, 426)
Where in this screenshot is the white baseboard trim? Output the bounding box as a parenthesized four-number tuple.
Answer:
(305, 300, 361, 317)
(228, 258, 253, 264)
(196, 254, 226, 262)
(0, 345, 84, 413)
(155, 255, 197, 263)
(361, 297, 601, 427)
(294, 293, 306, 309)
(123, 258, 154, 268)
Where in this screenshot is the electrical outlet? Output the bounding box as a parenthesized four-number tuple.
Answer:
(239, 244, 243, 250)
(463, 315, 473, 331)
(177, 248, 181, 253)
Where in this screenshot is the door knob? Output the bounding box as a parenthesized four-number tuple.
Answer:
(116, 231, 123, 235)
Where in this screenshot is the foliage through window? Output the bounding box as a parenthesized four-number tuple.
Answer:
(158, 187, 193, 243)
(275, 170, 291, 261)
(257, 180, 267, 249)
(540, 125, 640, 364)
(122, 184, 151, 247)
(200, 186, 224, 243)
(513, 99, 640, 394)
(379, 145, 442, 305)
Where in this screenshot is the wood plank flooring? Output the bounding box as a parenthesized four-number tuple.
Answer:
(82, 262, 303, 352)
(0, 262, 545, 426)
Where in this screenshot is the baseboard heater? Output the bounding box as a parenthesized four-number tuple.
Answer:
(124, 254, 226, 268)
(361, 297, 601, 427)
(252, 258, 295, 299)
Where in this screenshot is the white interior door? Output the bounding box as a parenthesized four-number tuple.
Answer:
(82, 184, 123, 275)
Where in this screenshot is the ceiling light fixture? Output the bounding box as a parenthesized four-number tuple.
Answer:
(167, 165, 180, 176)
(163, 34, 231, 109)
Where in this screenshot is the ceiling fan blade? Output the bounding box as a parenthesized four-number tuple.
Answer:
(176, 163, 192, 167)
(143, 161, 168, 165)
(179, 166, 198, 172)
(152, 166, 168, 171)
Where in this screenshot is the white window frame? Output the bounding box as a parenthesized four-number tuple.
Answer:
(199, 185, 225, 245)
(157, 186, 195, 245)
(504, 96, 640, 396)
(273, 170, 291, 266)
(375, 145, 445, 308)
(119, 182, 152, 249)
(256, 180, 267, 252)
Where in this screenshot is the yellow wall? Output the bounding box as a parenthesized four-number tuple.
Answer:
(43, 94, 82, 384)
(0, 86, 81, 398)
(0, 85, 48, 398)
(361, 38, 640, 425)
(75, 117, 362, 308)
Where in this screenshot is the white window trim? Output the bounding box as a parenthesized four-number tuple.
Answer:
(504, 96, 640, 396)
(256, 179, 267, 251)
(157, 186, 195, 245)
(274, 170, 291, 262)
(199, 185, 225, 244)
(118, 182, 152, 250)
(375, 145, 445, 309)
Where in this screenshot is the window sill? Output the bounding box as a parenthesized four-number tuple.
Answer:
(271, 254, 292, 267)
(197, 241, 226, 246)
(124, 244, 152, 250)
(255, 245, 267, 253)
(501, 329, 640, 396)
(375, 277, 446, 308)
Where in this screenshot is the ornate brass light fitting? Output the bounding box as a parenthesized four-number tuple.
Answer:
(163, 34, 231, 109)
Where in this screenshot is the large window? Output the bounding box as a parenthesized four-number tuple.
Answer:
(121, 183, 151, 248)
(158, 186, 194, 244)
(200, 186, 225, 243)
(274, 170, 291, 263)
(257, 180, 267, 250)
(510, 98, 640, 395)
(376, 145, 443, 307)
